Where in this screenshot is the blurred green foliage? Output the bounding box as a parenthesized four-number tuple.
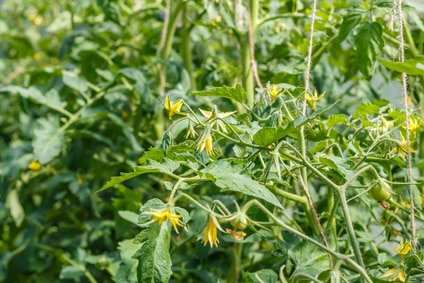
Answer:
(1, 0, 424, 282)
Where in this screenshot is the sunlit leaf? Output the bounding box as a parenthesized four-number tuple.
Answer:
(379, 57, 424, 75)
(62, 70, 88, 93)
(98, 159, 180, 192)
(32, 115, 65, 164)
(200, 160, 283, 209)
(192, 84, 245, 103)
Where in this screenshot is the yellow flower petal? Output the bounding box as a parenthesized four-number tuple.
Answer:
(381, 267, 406, 282)
(202, 218, 219, 247)
(394, 240, 411, 256)
(164, 96, 184, 119)
(147, 208, 183, 233)
(28, 160, 41, 171)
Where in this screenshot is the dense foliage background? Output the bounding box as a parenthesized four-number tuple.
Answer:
(1, 0, 424, 282)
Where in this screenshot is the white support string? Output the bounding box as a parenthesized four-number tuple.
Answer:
(396, 0, 417, 249)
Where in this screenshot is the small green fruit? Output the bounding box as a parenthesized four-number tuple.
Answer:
(230, 213, 248, 230)
(370, 181, 391, 201)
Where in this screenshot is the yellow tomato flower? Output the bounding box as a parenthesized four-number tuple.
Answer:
(28, 160, 41, 171)
(199, 108, 236, 133)
(202, 217, 220, 247)
(381, 266, 406, 282)
(378, 117, 394, 133)
(164, 95, 184, 119)
(305, 90, 324, 110)
(390, 134, 415, 160)
(197, 127, 213, 155)
(267, 84, 281, 101)
(407, 117, 420, 138)
(394, 240, 412, 258)
(33, 53, 41, 61)
(147, 208, 183, 233)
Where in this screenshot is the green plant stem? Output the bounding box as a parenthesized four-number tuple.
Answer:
(403, 18, 419, 57)
(154, 0, 185, 139)
(228, 243, 242, 282)
(60, 253, 98, 283)
(272, 186, 307, 204)
(337, 188, 365, 270)
(297, 131, 320, 235)
(60, 89, 108, 131)
(326, 188, 338, 242)
(239, 0, 259, 106)
(181, 3, 196, 90)
(240, 39, 254, 106)
(244, 199, 372, 282)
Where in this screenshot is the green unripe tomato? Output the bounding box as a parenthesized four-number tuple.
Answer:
(230, 213, 248, 230)
(370, 181, 391, 201)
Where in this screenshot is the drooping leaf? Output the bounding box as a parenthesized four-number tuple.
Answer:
(133, 222, 172, 283)
(98, 159, 180, 192)
(1, 85, 67, 110)
(337, 8, 363, 43)
(200, 160, 283, 209)
(243, 269, 278, 283)
(355, 21, 384, 78)
(32, 115, 65, 164)
(379, 56, 424, 75)
(191, 84, 245, 103)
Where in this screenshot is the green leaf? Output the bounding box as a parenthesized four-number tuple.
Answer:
(119, 68, 149, 99)
(352, 102, 380, 119)
(243, 269, 278, 283)
(337, 8, 363, 43)
(253, 101, 339, 146)
(98, 159, 180, 192)
(114, 239, 142, 283)
(59, 266, 84, 280)
(253, 126, 291, 147)
(106, 113, 142, 152)
(5, 189, 25, 227)
(134, 222, 172, 283)
(355, 21, 384, 78)
(316, 153, 354, 180)
(118, 210, 140, 226)
(293, 101, 338, 128)
(288, 239, 331, 280)
(379, 56, 424, 75)
(191, 84, 245, 103)
(32, 115, 65, 164)
(62, 70, 88, 93)
(1, 86, 66, 110)
(200, 160, 283, 209)
(328, 114, 347, 127)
